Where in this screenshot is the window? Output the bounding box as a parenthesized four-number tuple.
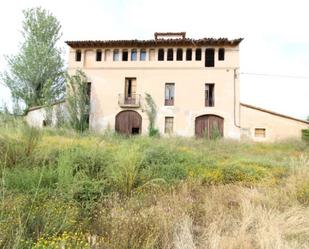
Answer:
(167, 48, 173, 61)
(205, 84, 214, 107)
(75, 50, 81, 61)
(165, 83, 175, 106)
(186, 48, 192, 61)
(205, 49, 215, 67)
(105, 49, 111, 61)
(176, 48, 183, 61)
(96, 50, 102, 61)
(218, 48, 225, 61)
(195, 48, 201, 61)
(164, 117, 174, 134)
(255, 128, 266, 138)
(131, 49, 137, 61)
(124, 78, 137, 103)
(122, 50, 128, 61)
(158, 48, 164, 61)
(149, 49, 155, 61)
(140, 50, 146, 61)
(113, 49, 120, 61)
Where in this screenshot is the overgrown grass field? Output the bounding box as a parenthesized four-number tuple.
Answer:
(0, 118, 309, 249)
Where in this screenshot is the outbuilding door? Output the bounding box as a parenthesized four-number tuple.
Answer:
(115, 110, 142, 135)
(195, 115, 224, 138)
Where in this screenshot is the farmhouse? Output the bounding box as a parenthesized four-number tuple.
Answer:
(26, 32, 309, 141)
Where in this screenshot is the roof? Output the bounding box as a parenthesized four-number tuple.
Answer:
(240, 103, 309, 125)
(27, 99, 66, 113)
(65, 37, 243, 48)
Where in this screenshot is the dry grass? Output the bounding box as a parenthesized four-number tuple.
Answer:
(89, 157, 309, 249)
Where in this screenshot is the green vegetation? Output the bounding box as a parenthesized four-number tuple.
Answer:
(1, 119, 309, 248)
(1, 7, 65, 112)
(302, 129, 309, 143)
(65, 70, 90, 132)
(145, 93, 159, 136)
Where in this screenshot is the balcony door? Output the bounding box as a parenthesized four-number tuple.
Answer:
(125, 78, 137, 104)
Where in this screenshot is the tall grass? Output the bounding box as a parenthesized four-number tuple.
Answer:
(0, 123, 308, 248)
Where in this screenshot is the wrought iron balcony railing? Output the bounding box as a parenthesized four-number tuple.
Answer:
(118, 93, 141, 107)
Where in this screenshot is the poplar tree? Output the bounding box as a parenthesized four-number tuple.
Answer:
(1, 7, 65, 112)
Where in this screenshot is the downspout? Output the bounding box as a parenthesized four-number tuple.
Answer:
(234, 68, 241, 128)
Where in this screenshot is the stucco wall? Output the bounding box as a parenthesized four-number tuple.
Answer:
(68, 46, 241, 138)
(240, 104, 309, 141)
(25, 102, 67, 128)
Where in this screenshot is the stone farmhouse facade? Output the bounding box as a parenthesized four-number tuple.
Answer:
(26, 32, 309, 141)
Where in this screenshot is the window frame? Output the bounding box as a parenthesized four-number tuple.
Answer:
(131, 49, 137, 61)
(186, 48, 192, 61)
(75, 50, 82, 62)
(164, 83, 175, 106)
(96, 49, 102, 61)
(113, 49, 120, 61)
(195, 48, 202, 61)
(205, 83, 215, 107)
(218, 48, 225, 61)
(122, 50, 128, 61)
(158, 48, 165, 61)
(254, 128, 266, 138)
(164, 116, 174, 134)
(167, 48, 174, 61)
(176, 48, 183, 61)
(140, 49, 147, 61)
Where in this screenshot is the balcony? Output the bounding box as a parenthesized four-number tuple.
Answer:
(118, 93, 141, 108)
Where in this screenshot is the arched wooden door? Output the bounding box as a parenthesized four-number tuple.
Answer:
(195, 115, 224, 138)
(115, 110, 142, 135)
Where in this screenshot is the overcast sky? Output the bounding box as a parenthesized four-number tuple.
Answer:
(0, 0, 308, 119)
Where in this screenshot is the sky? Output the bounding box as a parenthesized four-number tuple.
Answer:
(0, 0, 308, 119)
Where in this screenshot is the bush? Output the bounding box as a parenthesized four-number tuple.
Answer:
(0, 195, 80, 248)
(302, 129, 309, 143)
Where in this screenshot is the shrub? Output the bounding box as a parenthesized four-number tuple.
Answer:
(302, 129, 309, 143)
(221, 163, 267, 184)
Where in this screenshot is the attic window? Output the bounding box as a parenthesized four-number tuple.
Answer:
(195, 48, 201, 61)
(205, 48, 215, 67)
(122, 50, 128, 61)
(186, 48, 192, 61)
(96, 50, 102, 61)
(140, 50, 146, 61)
(75, 50, 81, 61)
(219, 48, 225, 61)
(167, 48, 173, 61)
(131, 49, 137, 61)
(176, 48, 183, 61)
(158, 48, 164, 61)
(255, 128, 266, 138)
(113, 50, 120, 61)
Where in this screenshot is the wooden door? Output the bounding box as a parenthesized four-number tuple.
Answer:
(115, 111, 142, 135)
(195, 115, 223, 138)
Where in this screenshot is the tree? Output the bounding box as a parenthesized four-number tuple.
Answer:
(66, 70, 90, 132)
(306, 116, 309, 122)
(1, 7, 65, 112)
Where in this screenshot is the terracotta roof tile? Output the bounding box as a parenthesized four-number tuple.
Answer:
(65, 37, 243, 48)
